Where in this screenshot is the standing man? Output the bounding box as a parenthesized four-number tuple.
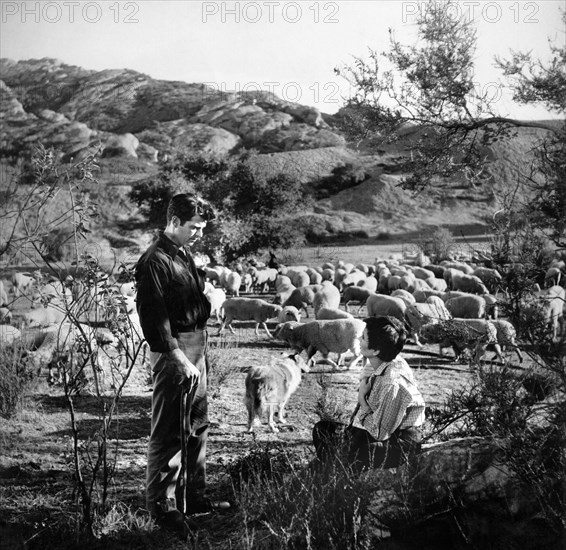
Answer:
(135, 193, 229, 534)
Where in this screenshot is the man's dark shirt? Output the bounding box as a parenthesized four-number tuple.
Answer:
(135, 233, 211, 352)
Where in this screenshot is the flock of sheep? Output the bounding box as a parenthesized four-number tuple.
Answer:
(200, 253, 565, 369)
(1, 251, 565, 385)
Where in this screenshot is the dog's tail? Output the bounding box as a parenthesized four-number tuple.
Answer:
(246, 369, 274, 415)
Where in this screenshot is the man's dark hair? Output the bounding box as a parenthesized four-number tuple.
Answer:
(363, 316, 407, 361)
(167, 193, 215, 224)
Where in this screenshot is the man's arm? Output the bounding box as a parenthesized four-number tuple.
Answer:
(136, 258, 178, 352)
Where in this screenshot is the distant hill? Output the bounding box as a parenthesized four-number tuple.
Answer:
(0, 57, 559, 250)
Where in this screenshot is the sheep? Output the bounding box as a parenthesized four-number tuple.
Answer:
(413, 288, 445, 303)
(321, 268, 335, 283)
(444, 295, 486, 319)
(0, 325, 21, 347)
(391, 289, 416, 307)
(387, 275, 403, 291)
(223, 271, 242, 297)
(282, 285, 321, 317)
(0, 280, 9, 306)
(342, 269, 366, 287)
(306, 268, 323, 285)
(404, 298, 451, 346)
(287, 269, 310, 288)
(242, 272, 253, 293)
(333, 268, 348, 290)
(248, 267, 277, 293)
(204, 286, 226, 323)
(12, 272, 36, 298)
(472, 267, 503, 292)
(343, 286, 374, 313)
(440, 261, 474, 275)
(365, 294, 406, 322)
(483, 294, 499, 319)
(22, 304, 67, 328)
(412, 267, 435, 281)
(273, 275, 296, 305)
(489, 319, 523, 363)
(26, 323, 98, 384)
(273, 318, 365, 370)
(420, 318, 503, 363)
(426, 265, 446, 279)
(278, 306, 302, 323)
(358, 275, 378, 293)
(427, 277, 448, 292)
(533, 285, 565, 340)
(316, 307, 354, 320)
(451, 272, 489, 295)
(218, 298, 283, 337)
(313, 281, 341, 317)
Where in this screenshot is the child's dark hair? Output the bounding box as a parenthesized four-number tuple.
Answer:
(363, 316, 407, 361)
(167, 193, 215, 224)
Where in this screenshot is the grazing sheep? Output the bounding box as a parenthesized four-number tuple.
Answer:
(342, 269, 366, 288)
(452, 272, 489, 295)
(426, 277, 448, 292)
(316, 307, 354, 320)
(273, 275, 296, 305)
(483, 294, 499, 319)
(365, 294, 406, 322)
(291, 271, 311, 289)
(22, 305, 67, 328)
(473, 267, 503, 292)
(12, 272, 36, 297)
(420, 318, 503, 363)
(343, 286, 374, 313)
(333, 268, 348, 290)
(282, 285, 321, 318)
(412, 267, 435, 281)
(0, 280, 9, 306)
(413, 288, 445, 303)
(278, 306, 302, 323)
(534, 285, 565, 339)
(445, 295, 486, 319)
(244, 353, 309, 433)
(440, 261, 474, 275)
(26, 323, 98, 384)
(313, 281, 341, 317)
(387, 275, 403, 291)
(404, 298, 451, 346)
(204, 286, 226, 323)
(273, 318, 365, 370)
(218, 298, 283, 337)
(391, 289, 416, 307)
(425, 265, 446, 279)
(321, 268, 335, 283)
(306, 268, 323, 285)
(489, 319, 523, 363)
(358, 275, 378, 293)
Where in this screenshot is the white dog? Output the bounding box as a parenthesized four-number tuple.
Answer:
(244, 354, 309, 433)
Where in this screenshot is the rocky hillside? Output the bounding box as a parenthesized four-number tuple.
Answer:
(0, 57, 557, 243)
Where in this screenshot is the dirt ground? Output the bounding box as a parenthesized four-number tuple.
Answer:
(0, 287, 536, 550)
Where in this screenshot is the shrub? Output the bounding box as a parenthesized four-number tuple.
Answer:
(0, 343, 35, 419)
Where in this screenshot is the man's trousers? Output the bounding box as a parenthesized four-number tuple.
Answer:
(146, 331, 209, 516)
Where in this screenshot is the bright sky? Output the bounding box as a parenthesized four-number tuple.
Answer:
(1, 0, 564, 119)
